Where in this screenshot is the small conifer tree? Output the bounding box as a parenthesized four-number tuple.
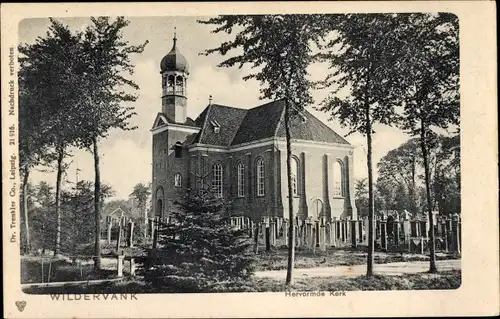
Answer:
(142, 185, 255, 292)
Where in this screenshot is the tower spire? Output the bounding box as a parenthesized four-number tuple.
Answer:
(173, 26, 177, 48)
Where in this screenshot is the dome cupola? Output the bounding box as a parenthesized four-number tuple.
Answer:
(160, 33, 189, 74)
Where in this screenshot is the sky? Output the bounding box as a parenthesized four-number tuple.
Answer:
(19, 16, 411, 200)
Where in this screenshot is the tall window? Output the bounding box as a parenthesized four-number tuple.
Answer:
(174, 173, 182, 187)
(237, 162, 245, 197)
(175, 76, 184, 95)
(166, 75, 174, 94)
(291, 157, 299, 196)
(212, 163, 223, 198)
(333, 160, 343, 197)
(256, 158, 265, 196)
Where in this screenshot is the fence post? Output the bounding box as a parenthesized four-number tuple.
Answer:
(253, 222, 260, 254)
(319, 222, 326, 252)
(282, 219, 289, 246)
(116, 215, 123, 252)
(117, 254, 124, 278)
(394, 217, 400, 247)
(270, 220, 276, 247)
(351, 220, 358, 248)
(452, 213, 461, 253)
(127, 220, 134, 248)
(380, 221, 388, 251)
(130, 258, 136, 276)
(107, 220, 112, 245)
(265, 226, 270, 252)
(41, 257, 44, 284)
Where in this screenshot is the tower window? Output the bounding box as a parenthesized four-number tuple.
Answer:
(174, 142, 182, 158)
(256, 158, 265, 196)
(212, 163, 223, 198)
(175, 76, 184, 95)
(174, 173, 182, 187)
(167, 75, 174, 94)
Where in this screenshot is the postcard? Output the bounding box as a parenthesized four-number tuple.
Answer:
(2, 1, 498, 318)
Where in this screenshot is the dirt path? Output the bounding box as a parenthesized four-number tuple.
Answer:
(255, 259, 461, 279)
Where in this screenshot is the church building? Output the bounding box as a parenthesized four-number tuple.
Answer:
(151, 35, 358, 223)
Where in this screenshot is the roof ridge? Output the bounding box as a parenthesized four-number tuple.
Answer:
(250, 98, 282, 111)
(227, 109, 249, 145)
(210, 103, 246, 111)
(273, 100, 286, 137)
(196, 104, 212, 143)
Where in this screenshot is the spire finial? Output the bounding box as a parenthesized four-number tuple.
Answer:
(173, 26, 177, 47)
(209, 95, 213, 105)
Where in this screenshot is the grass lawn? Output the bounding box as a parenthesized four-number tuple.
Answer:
(253, 270, 461, 291)
(23, 270, 461, 294)
(21, 256, 116, 284)
(254, 246, 460, 271)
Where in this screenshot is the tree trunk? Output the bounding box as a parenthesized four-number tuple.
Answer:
(92, 136, 102, 270)
(284, 99, 296, 286)
(253, 221, 260, 254)
(410, 156, 417, 215)
(365, 101, 375, 277)
(54, 150, 64, 256)
(22, 168, 31, 254)
(420, 120, 437, 273)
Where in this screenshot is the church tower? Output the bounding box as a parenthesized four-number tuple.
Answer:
(160, 31, 189, 123)
(152, 32, 199, 219)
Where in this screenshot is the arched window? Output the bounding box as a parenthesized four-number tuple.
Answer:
(256, 158, 265, 196)
(155, 187, 164, 217)
(333, 160, 343, 197)
(237, 162, 245, 197)
(291, 157, 299, 196)
(174, 173, 182, 187)
(175, 76, 184, 94)
(167, 75, 175, 94)
(212, 163, 223, 198)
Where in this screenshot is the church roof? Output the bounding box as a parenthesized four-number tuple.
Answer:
(190, 99, 350, 147)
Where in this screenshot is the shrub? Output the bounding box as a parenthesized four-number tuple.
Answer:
(140, 187, 256, 292)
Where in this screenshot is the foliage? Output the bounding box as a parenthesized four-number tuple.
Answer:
(354, 178, 369, 216)
(432, 134, 460, 215)
(75, 17, 148, 147)
(18, 18, 84, 163)
(71, 16, 148, 268)
(141, 187, 255, 292)
(392, 13, 459, 273)
(18, 19, 86, 253)
(376, 134, 460, 216)
(26, 181, 114, 257)
(317, 14, 406, 134)
(200, 15, 327, 108)
(59, 181, 114, 258)
(29, 182, 57, 253)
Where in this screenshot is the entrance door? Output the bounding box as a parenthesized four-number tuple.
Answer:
(155, 199, 163, 218)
